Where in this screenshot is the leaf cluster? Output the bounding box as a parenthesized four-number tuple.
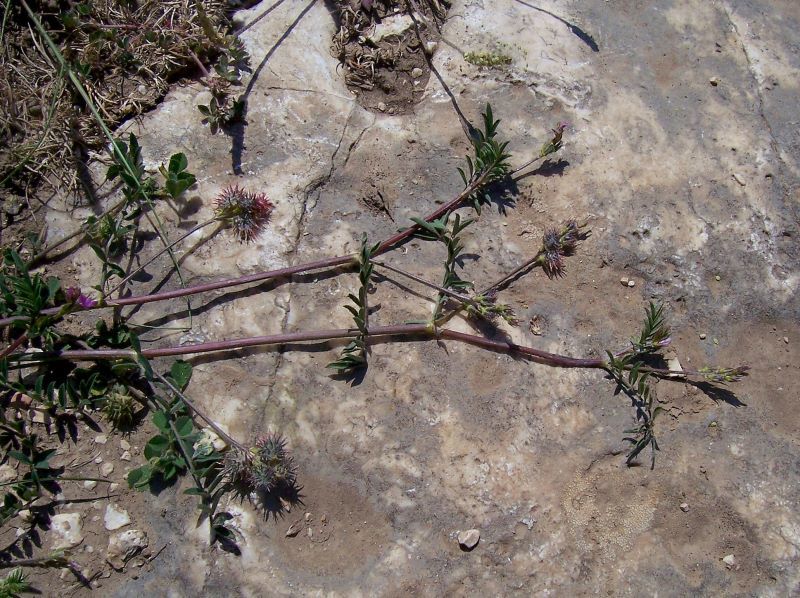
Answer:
(328, 237, 379, 373)
(1, 435, 60, 527)
(127, 361, 196, 489)
(198, 93, 245, 135)
(93, 134, 197, 291)
(0, 251, 61, 343)
(0, 568, 28, 598)
(198, 36, 250, 135)
(412, 213, 473, 321)
(457, 104, 512, 213)
(106, 133, 158, 205)
(606, 352, 663, 469)
(630, 301, 670, 355)
(158, 153, 197, 200)
(604, 302, 671, 468)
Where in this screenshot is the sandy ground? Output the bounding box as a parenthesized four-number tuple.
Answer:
(24, 0, 799, 595)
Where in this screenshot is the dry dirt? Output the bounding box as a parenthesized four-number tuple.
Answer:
(6, 0, 800, 595)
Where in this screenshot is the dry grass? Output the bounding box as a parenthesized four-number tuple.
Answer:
(330, 0, 447, 91)
(0, 0, 228, 203)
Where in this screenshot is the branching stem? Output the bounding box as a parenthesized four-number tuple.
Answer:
(107, 217, 222, 296)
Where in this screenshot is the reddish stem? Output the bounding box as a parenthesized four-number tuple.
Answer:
(21, 323, 606, 371)
(0, 334, 27, 359)
(0, 167, 492, 328)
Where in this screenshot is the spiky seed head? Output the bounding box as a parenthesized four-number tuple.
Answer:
(250, 433, 297, 493)
(542, 251, 565, 279)
(102, 386, 136, 428)
(223, 448, 254, 486)
(225, 433, 297, 495)
(560, 219, 581, 253)
(215, 185, 274, 243)
(542, 228, 561, 253)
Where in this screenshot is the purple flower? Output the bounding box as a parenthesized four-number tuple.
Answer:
(65, 286, 97, 309)
(64, 287, 81, 303)
(542, 251, 565, 279)
(76, 294, 98, 309)
(215, 185, 274, 243)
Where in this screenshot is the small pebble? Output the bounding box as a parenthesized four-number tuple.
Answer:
(627, 279, 635, 288)
(457, 529, 480, 550)
(109, 483, 120, 493)
(699, 333, 707, 340)
(84, 480, 98, 490)
(100, 462, 114, 477)
(722, 554, 736, 567)
(783, 336, 789, 344)
(305, 512, 313, 522)
(709, 76, 720, 86)
(95, 435, 108, 445)
(411, 67, 423, 78)
(94, 456, 103, 464)
(424, 41, 438, 56)
(680, 502, 690, 512)
(714, 275, 721, 281)
(120, 451, 131, 462)
(620, 277, 629, 286)
(713, 338, 719, 345)
(120, 440, 131, 451)
(732, 172, 746, 186)
(104, 504, 131, 531)
(377, 102, 386, 112)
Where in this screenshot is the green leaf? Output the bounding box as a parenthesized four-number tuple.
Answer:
(152, 410, 169, 434)
(7, 451, 30, 466)
(170, 360, 193, 390)
(127, 465, 152, 489)
(144, 435, 170, 459)
(46, 277, 61, 303)
(174, 415, 194, 439)
(168, 153, 188, 174)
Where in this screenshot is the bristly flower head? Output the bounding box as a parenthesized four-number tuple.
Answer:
(468, 290, 519, 326)
(699, 365, 750, 384)
(540, 220, 590, 279)
(223, 432, 297, 495)
(215, 185, 274, 243)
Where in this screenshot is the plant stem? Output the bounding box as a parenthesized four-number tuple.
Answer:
(188, 48, 211, 79)
(152, 370, 245, 451)
(0, 334, 27, 360)
(0, 476, 111, 488)
(373, 260, 478, 307)
(0, 163, 496, 328)
(22, 323, 606, 370)
(107, 217, 222, 296)
(0, 555, 71, 569)
(480, 253, 545, 296)
(510, 153, 546, 177)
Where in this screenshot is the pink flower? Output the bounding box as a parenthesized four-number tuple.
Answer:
(65, 287, 97, 309)
(215, 185, 274, 243)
